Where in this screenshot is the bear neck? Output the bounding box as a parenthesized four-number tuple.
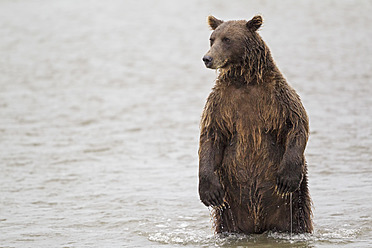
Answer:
(217, 45, 280, 87)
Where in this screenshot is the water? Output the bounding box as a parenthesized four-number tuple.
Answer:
(0, 0, 371, 247)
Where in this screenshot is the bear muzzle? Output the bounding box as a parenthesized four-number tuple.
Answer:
(202, 55, 213, 68)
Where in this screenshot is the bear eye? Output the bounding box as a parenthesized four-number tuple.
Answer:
(222, 37, 231, 43)
(209, 38, 215, 46)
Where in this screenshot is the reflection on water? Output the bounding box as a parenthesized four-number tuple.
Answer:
(0, 0, 371, 247)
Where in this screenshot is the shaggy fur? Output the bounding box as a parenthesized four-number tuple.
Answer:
(199, 15, 313, 234)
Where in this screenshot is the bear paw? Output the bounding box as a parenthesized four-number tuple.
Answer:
(276, 170, 303, 196)
(199, 175, 225, 207)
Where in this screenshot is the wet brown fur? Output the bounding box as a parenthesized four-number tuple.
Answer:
(199, 15, 313, 234)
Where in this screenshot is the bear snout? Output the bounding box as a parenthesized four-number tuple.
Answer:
(202, 55, 213, 68)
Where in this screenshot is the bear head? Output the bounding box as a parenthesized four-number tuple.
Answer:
(202, 15, 263, 70)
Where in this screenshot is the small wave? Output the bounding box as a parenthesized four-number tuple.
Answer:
(83, 147, 111, 153)
(148, 228, 363, 247)
(312, 227, 362, 244)
(144, 217, 214, 246)
(148, 231, 214, 245)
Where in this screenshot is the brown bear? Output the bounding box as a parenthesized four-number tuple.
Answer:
(198, 15, 313, 234)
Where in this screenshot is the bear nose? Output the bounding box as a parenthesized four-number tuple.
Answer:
(202, 55, 213, 67)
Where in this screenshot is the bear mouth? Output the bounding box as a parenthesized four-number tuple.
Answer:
(221, 59, 229, 68)
(204, 58, 229, 70)
(216, 59, 229, 70)
(212, 59, 229, 70)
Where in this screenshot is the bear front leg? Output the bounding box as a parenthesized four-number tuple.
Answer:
(276, 127, 307, 195)
(198, 133, 225, 207)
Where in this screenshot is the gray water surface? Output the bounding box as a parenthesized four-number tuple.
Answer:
(1, 1, 371, 247)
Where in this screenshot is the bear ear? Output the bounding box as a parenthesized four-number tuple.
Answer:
(246, 15, 263, 31)
(207, 15, 223, 30)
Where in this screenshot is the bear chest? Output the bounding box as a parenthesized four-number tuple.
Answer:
(214, 85, 269, 131)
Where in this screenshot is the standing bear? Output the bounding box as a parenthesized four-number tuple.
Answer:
(198, 15, 313, 234)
